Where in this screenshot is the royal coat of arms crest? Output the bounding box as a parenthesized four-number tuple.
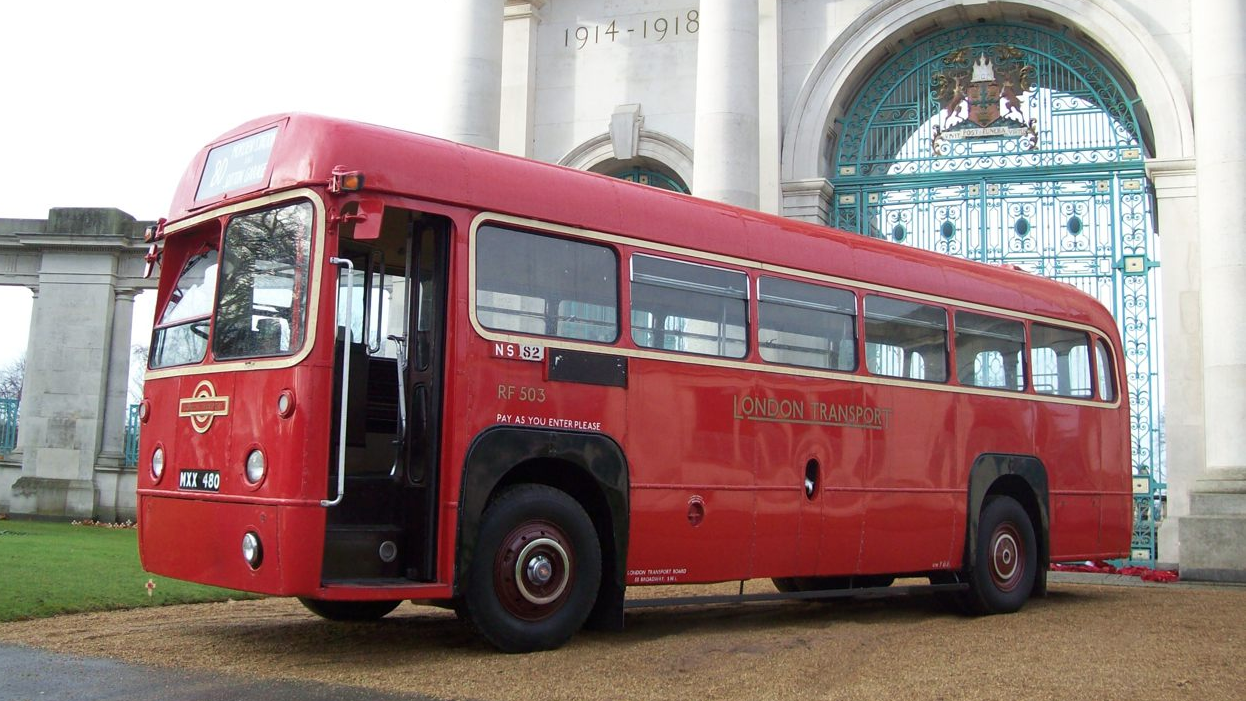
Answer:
(931, 45, 1038, 153)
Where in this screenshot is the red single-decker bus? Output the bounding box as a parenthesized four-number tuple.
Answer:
(137, 114, 1131, 652)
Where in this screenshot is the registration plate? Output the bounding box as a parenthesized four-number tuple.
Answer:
(178, 469, 221, 492)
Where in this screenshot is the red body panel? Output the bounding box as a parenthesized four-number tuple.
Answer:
(139, 114, 1131, 601)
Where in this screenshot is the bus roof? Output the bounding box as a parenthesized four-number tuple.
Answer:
(170, 113, 1118, 335)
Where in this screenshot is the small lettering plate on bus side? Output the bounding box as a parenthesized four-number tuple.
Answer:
(178, 469, 221, 492)
(491, 342, 545, 362)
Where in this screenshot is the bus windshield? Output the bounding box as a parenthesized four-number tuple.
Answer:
(149, 245, 217, 368)
(149, 200, 314, 368)
(213, 202, 313, 359)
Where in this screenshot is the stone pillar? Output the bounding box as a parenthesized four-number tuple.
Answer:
(98, 289, 135, 463)
(94, 288, 137, 522)
(758, 0, 781, 215)
(10, 209, 144, 520)
(1145, 159, 1201, 563)
(692, 0, 760, 209)
(436, 0, 505, 150)
(499, 0, 546, 157)
(1180, 0, 1246, 582)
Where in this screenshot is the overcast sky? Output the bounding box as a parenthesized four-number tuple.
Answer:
(0, 1, 450, 367)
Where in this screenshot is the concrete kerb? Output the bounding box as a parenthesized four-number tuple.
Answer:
(1048, 569, 1246, 590)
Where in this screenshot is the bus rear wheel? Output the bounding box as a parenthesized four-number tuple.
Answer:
(298, 598, 402, 621)
(962, 495, 1036, 615)
(463, 484, 601, 653)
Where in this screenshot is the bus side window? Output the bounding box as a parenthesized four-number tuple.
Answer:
(1095, 338, 1117, 401)
(758, 276, 857, 371)
(954, 311, 1025, 391)
(1030, 323, 1092, 397)
(475, 225, 619, 343)
(863, 295, 948, 382)
(630, 255, 748, 358)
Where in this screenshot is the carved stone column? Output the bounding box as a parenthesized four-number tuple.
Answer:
(437, 0, 506, 150)
(500, 0, 547, 157)
(1180, 0, 1246, 581)
(692, 0, 759, 209)
(1145, 158, 1201, 563)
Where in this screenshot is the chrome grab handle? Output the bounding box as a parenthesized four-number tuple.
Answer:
(388, 334, 408, 477)
(389, 334, 408, 438)
(322, 257, 354, 507)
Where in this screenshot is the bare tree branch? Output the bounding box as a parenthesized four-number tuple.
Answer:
(128, 345, 149, 404)
(0, 355, 25, 400)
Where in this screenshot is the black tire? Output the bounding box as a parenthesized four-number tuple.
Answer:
(462, 485, 602, 653)
(298, 598, 402, 621)
(961, 495, 1037, 615)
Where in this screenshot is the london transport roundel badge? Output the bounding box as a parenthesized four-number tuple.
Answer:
(178, 380, 231, 434)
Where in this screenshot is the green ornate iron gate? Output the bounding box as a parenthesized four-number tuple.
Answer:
(829, 23, 1163, 561)
(0, 397, 16, 456)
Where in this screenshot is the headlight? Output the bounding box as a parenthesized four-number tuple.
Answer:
(245, 449, 266, 484)
(242, 532, 263, 569)
(277, 390, 295, 418)
(151, 446, 165, 481)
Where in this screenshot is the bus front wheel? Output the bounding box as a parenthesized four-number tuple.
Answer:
(463, 484, 602, 653)
(963, 495, 1036, 615)
(298, 598, 402, 621)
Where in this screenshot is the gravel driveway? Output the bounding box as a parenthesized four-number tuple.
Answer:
(1, 577, 1242, 701)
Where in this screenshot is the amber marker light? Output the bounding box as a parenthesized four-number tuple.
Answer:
(329, 166, 366, 193)
(339, 172, 364, 190)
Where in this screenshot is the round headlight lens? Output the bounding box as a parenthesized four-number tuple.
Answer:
(276, 390, 294, 418)
(151, 446, 165, 481)
(242, 532, 263, 569)
(245, 449, 266, 484)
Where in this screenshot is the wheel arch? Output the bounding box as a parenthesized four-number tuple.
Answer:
(456, 426, 629, 627)
(967, 454, 1050, 596)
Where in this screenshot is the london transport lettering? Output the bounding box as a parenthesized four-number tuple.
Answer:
(564, 9, 698, 50)
(627, 567, 689, 584)
(732, 394, 892, 431)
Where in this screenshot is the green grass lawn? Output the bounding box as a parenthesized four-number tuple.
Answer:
(0, 519, 257, 622)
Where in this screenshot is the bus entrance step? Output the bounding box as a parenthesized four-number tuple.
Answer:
(320, 577, 415, 588)
(322, 525, 405, 580)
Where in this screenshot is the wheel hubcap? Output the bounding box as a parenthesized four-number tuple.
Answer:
(494, 521, 574, 621)
(989, 523, 1024, 592)
(526, 554, 554, 586)
(515, 538, 569, 605)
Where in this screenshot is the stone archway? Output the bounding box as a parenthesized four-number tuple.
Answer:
(781, 0, 1193, 189)
(560, 130, 695, 193)
(0, 208, 155, 521)
(779, 0, 1199, 563)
